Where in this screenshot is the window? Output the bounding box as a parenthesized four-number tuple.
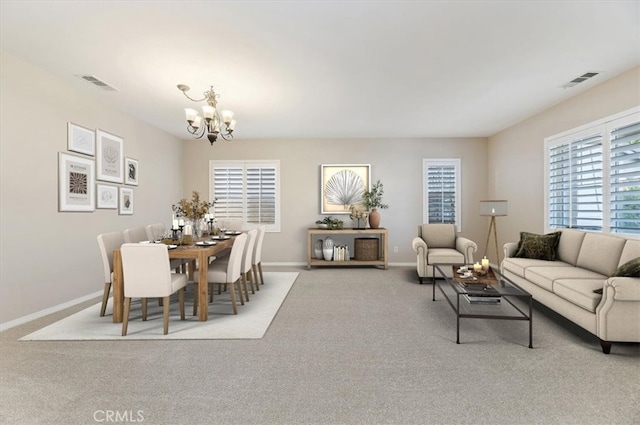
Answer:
(209, 160, 280, 232)
(545, 108, 640, 236)
(423, 158, 461, 231)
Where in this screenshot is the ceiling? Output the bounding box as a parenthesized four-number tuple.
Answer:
(1, 1, 639, 140)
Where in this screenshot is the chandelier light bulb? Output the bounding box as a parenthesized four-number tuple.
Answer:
(192, 115, 202, 130)
(201, 105, 215, 121)
(184, 108, 199, 124)
(228, 119, 237, 131)
(221, 110, 234, 124)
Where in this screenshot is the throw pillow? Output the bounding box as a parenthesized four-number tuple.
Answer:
(613, 257, 640, 278)
(513, 231, 561, 261)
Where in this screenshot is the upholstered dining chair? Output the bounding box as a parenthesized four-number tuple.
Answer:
(205, 233, 247, 315)
(96, 231, 125, 317)
(411, 223, 477, 283)
(123, 226, 149, 243)
(120, 243, 188, 336)
(252, 225, 266, 287)
(145, 222, 167, 241)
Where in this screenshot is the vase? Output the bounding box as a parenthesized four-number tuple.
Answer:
(369, 208, 381, 229)
(323, 237, 334, 261)
(315, 239, 324, 259)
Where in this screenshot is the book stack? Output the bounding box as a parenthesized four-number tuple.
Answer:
(332, 245, 350, 261)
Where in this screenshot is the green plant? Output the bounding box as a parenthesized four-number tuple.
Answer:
(362, 180, 389, 210)
(173, 191, 215, 221)
(316, 216, 343, 229)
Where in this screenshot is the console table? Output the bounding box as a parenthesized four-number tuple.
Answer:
(307, 228, 388, 270)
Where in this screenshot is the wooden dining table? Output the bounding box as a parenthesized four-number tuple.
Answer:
(111, 237, 235, 323)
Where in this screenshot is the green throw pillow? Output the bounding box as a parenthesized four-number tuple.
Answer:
(513, 231, 561, 261)
(613, 257, 640, 278)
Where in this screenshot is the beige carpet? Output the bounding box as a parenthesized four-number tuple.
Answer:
(20, 272, 297, 340)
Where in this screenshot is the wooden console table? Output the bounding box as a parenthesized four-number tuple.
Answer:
(307, 228, 388, 270)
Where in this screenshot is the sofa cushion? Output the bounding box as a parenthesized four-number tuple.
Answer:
(524, 265, 606, 292)
(554, 279, 606, 313)
(557, 229, 586, 266)
(421, 224, 456, 248)
(428, 248, 464, 265)
(513, 231, 561, 261)
(502, 257, 570, 278)
(619, 240, 640, 268)
(613, 257, 640, 278)
(576, 233, 626, 276)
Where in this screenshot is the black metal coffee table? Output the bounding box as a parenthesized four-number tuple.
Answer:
(433, 264, 533, 348)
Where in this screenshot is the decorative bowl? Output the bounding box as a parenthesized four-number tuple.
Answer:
(316, 223, 329, 229)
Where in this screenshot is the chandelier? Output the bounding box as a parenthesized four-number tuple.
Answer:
(177, 84, 236, 145)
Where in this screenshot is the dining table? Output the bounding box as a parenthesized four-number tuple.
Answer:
(111, 236, 236, 323)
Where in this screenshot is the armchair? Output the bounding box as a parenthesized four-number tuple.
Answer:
(411, 223, 477, 283)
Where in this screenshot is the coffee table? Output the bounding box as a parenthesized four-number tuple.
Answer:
(433, 264, 533, 348)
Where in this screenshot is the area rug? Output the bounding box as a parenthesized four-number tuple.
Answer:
(20, 272, 298, 341)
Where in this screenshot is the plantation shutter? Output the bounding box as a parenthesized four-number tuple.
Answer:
(246, 165, 277, 225)
(212, 166, 244, 221)
(423, 159, 461, 230)
(610, 121, 640, 234)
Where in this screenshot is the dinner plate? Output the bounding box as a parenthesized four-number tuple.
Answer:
(167, 245, 178, 250)
(211, 235, 231, 240)
(195, 241, 217, 246)
(225, 231, 242, 235)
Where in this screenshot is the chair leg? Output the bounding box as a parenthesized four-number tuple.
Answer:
(193, 282, 198, 316)
(240, 273, 249, 302)
(163, 295, 170, 335)
(247, 269, 257, 294)
(252, 265, 261, 290)
(142, 298, 148, 321)
(122, 297, 131, 336)
(228, 281, 238, 315)
(258, 262, 264, 285)
(179, 288, 185, 321)
(100, 281, 111, 317)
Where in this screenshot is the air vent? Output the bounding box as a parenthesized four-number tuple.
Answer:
(561, 71, 600, 89)
(75, 74, 118, 91)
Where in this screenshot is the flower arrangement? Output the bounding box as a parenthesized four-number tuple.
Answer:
(349, 205, 368, 228)
(173, 191, 215, 221)
(362, 180, 389, 210)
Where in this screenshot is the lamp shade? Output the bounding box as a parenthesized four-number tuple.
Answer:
(480, 200, 508, 216)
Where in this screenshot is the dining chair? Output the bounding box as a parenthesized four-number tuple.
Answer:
(145, 222, 167, 241)
(219, 218, 243, 231)
(123, 226, 149, 243)
(206, 233, 247, 315)
(252, 225, 267, 286)
(96, 231, 125, 317)
(120, 243, 188, 336)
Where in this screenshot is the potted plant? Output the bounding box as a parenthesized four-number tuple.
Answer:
(362, 180, 389, 229)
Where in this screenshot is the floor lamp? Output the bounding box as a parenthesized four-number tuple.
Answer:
(480, 200, 508, 264)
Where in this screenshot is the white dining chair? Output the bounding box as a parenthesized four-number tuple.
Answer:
(145, 222, 167, 241)
(206, 233, 247, 315)
(120, 243, 188, 336)
(123, 226, 149, 243)
(252, 225, 267, 286)
(96, 231, 125, 317)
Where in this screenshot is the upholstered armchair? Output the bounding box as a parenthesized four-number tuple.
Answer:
(411, 223, 477, 283)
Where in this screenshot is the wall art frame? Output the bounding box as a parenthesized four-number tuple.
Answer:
(119, 187, 134, 215)
(67, 122, 95, 156)
(58, 152, 95, 212)
(96, 183, 118, 209)
(96, 129, 124, 183)
(124, 157, 139, 186)
(320, 164, 370, 214)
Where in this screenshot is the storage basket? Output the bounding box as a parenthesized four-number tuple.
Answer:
(354, 238, 379, 261)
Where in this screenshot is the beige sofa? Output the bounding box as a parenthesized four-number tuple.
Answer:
(501, 228, 640, 353)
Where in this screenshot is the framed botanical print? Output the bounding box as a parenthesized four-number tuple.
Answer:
(320, 164, 370, 214)
(96, 129, 124, 183)
(124, 157, 139, 186)
(67, 122, 95, 156)
(96, 184, 118, 209)
(119, 187, 134, 215)
(58, 152, 95, 212)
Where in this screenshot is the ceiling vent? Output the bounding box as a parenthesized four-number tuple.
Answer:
(561, 71, 600, 89)
(75, 74, 118, 91)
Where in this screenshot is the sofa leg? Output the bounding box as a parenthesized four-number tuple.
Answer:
(419, 277, 423, 284)
(599, 339, 612, 354)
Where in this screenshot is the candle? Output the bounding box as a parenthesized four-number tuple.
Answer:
(473, 262, 482, 272)
(481, 257, 490, 271)
(179, 219, 184, 226)
(172, 219, 178, 230)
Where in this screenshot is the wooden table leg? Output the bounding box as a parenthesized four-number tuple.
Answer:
(112, 250, 124, 323)
(198, 252, 209, 321)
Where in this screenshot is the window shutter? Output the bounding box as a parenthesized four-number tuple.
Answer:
(213, 166, 244, 220)
(246, 166, 276, 225)
(610, 121, 640, 234)
(423, 159, 461, 230)
(570, 134, 603, 231)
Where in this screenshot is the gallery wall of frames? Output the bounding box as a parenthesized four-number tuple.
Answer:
(59, 122, 139, 215)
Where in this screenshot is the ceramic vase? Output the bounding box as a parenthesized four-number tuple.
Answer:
(323, 237, 334, 261)
(315, 239, 324, 259)
(368, 208, 381, 229)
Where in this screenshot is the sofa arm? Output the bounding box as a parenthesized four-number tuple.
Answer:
(456, 237, 477, 263)
(412, 237, 427, 256)
(596, 277, 640, 344)
(503, 242, 518, 259)
(412, 237, 429, 278)
(605, 277, 640, 301)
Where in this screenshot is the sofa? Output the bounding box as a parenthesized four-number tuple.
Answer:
(501, 228, 640, 353)
(412, 223, 477, 283)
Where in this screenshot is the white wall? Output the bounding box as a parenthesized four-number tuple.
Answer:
(488, 66, 640, 249)
(182, 137, 489, 264)
(0, 52, 184, 324)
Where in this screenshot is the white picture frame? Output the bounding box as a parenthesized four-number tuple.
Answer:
(67, 122, 95, 156)
(96, 129, 124, 183)
(119, 187, 134, 215)
(96, 184, 118, 209)
(124, 157, 139, 186)
(320, 164, 371, 214)
(58, 152, 95, 212)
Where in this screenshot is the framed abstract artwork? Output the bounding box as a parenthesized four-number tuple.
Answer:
(96, 184, 118, 209)
(58, 152, 95, 212)
(119, 187, 134, 215)
(96, 129, 124, 183)
(124, 157, 139, 186)
(67, 122, 95, 156)
(320, 164, 370, 214)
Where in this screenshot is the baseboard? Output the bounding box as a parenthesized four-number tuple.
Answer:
(0, 290, 103, 332)
(264, 262, 417, 267)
